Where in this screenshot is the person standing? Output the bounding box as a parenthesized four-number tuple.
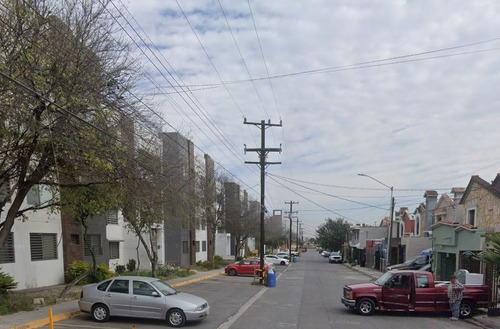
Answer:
(448, 274, 464, 321)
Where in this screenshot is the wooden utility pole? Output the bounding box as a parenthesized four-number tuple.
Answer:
(244, 119, 282, 284)
(285, 201, 298, 260)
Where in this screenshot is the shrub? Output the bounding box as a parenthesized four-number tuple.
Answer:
(126, 259, 136, 272)
(213, 255, 223, 262)
(115, 265, 126, 274)
(65, 261, 89, 283)
(236, 256, 243, 261)
(0, 269, 17, 295)
(92, 264, 115, 282)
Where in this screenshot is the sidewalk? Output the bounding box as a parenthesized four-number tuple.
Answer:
(343, 264, 500, 329)
(0, 268, 224, 329)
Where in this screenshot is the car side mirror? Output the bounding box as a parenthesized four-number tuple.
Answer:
(152, 291, 160, 297)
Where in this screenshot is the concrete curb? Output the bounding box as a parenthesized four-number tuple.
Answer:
(11, 271, 224, 329)
(342, 263, 379, 280)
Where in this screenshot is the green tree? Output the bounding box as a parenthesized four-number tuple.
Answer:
(476, 232, 500, 269)
(315, 217, 350, 252)
(0, 0, 142, 248)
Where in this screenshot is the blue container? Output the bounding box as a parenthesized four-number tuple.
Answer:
(266, 270, 276, 288)
(292, 256, 297, 263)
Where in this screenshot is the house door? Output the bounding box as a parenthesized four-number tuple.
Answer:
(439, 252, 456, 280)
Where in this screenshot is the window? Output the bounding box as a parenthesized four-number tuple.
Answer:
(108, 279, 129, 294)
(107, 211, 118, 225)
(27, 185, 41, 206)
(97, 280, 112, 291)
(30, 233, 57, 261)
(195, 241, 200, 252)
(0, 181, 11, 203)
(84, 234, 102, 256)
(416, 274, 430, 288)
(70, 234, 80, 245)
(467, 208, 476, 226)
(201, 220, 206, 230)
(415, 215, 420, 236)
(0, 232, 15, 263)
(109, 241, 119, 259)
(182, 241, 189, 254)
(388, 274, 410, 290)
(133, 280, 157, 296)
(202, 241, 207, 252)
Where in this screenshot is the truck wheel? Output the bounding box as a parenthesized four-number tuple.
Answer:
(460, 300, 473, 318)
(356, 298, 376, 316)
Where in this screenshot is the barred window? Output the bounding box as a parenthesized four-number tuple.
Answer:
(202, 241, 207, 252)
(30, 233, 57, 261)
(84, 234, 102, 256)
(0, 232, 15, 263)
(195, 241, 200, 252)
(107, 211, 118, 225)
(109, 241, 119, 259)
(70, 234, 80, 245)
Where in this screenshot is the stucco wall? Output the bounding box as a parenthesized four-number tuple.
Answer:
(1, 206, 64, 290)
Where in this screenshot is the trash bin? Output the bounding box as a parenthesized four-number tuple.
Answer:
(266, 269, 276, 288)
(292, 256, 297, 263)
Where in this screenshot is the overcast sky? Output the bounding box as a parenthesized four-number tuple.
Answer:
(119, 0, 500, 236)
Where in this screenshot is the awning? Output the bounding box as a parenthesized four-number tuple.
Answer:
(420, 248, 432, 256)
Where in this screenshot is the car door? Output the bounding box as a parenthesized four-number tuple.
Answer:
(130, 280, 164, 319)
(105, 279, 131, 316)
(381, 274, 411, 311)
(266, 256, 277, 264)
(238, 260, 252, 275)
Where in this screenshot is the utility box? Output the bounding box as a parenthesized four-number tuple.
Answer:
(456, 269, 484, 286)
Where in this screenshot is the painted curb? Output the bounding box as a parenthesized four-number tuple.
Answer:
(11, 271, 224, 329)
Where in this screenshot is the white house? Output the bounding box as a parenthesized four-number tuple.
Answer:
(0, 185, 64, 290)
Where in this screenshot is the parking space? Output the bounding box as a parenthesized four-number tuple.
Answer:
(41, 265, 287, 329)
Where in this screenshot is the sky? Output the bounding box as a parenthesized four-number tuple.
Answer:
(116, 0, 500, 237)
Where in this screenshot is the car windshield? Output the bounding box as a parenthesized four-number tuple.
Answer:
(374, 272, 394, 286)
(151, 280, 178, 296)
(331, 252, 341, 256)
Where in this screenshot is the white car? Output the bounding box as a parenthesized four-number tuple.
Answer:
(265, 255, 289, 266)
(276, 252, 290, 259)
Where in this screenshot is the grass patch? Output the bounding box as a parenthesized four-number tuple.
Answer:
(194, 259, 232, 271)
(0, 293, 35, 315)
(120, 267, 196, 281)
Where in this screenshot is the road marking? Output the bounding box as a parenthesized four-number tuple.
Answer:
(216, 287, 268, 329)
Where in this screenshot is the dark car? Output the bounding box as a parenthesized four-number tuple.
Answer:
(386, 255, 429, 271)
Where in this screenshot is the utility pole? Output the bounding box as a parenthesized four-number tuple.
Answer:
(387, 193, 395, 267)
(294, 218, 301, 252)
(285, 201, 298, 260)
(244, 119, 282, 284)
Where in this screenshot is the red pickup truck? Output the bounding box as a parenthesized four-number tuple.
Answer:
(341, 270, 489, 318)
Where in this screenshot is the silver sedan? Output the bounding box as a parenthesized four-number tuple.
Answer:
(78, 276, 209, 327)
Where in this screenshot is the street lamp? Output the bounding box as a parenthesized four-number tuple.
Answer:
(358, 173, 395, 269)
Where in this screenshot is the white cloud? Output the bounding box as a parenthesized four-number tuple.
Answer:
(120, 0, 500, 231)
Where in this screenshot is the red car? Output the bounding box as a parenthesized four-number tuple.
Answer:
(224, 258, 270, 276)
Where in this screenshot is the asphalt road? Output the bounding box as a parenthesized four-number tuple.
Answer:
(45, 252, 490, 329)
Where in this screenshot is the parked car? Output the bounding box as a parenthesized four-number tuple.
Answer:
(321, 250, 331, 258)
(78, 276, 209, 327)
(341, 270, 489, 318)
(386, 255, 429, 271)
(224, 258, 271, 276)
(329, 251, 342, 263)
(317, 247, 323, 254)
(276, 252, 290, 259)
(265, 255, 289, 266)
(418, 263, 432, 273)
